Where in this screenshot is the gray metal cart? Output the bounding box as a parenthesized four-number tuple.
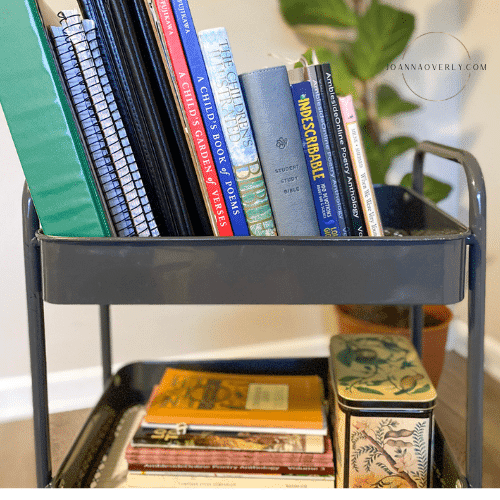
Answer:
(23, 141, 486, 488)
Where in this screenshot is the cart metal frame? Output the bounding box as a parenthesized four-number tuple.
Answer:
(22, 141, 486, 487)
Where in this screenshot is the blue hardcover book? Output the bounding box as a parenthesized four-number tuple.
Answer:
(290, 81, 341, 237)
(198, 27, 276, 236)
(170, 1, 248, 235)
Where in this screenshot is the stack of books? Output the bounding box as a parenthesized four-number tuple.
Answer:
(3, 0, 383, 239)
(124, 368, 335, 488)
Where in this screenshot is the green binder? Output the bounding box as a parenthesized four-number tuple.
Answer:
(0, 0, 111, 237)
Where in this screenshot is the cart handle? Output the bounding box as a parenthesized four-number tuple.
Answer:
(412, 140, 486, 242)
(413, 141, 486, 488)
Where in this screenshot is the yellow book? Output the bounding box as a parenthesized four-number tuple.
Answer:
(143, 368, 326, 434)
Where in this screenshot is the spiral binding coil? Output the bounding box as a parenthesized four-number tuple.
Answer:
(53, 11, 159, 237)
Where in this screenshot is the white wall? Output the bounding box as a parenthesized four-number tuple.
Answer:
(382, 0, 499, 341)
(1, 0, 499, 420)
(0, 0, 332, 393)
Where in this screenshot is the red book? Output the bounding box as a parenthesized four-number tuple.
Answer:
(152, 0, 233, 236)
(125, 437, 334, 466)
(127, 462, 335, 476)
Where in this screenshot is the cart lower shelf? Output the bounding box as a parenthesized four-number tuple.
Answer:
(51, 357, 467, 488)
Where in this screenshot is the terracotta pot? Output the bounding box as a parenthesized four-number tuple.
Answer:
(334, 304, 452, 388)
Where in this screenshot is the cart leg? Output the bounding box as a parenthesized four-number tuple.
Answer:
(467, 236, 485, 488)
(22, 185, 52, 488)
(100, 305, 112, 386)
(413, 142, 486, 487)
(410, 305, 423, 358)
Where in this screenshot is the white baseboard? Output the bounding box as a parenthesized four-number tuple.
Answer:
(1, 326, 499, 424)
(0, 335, 330, 424)
(0, 367, 104, 424)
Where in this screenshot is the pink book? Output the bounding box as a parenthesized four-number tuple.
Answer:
(339, 95, 384, 237)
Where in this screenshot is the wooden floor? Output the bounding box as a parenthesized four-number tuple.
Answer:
(0, 350, 499, 488)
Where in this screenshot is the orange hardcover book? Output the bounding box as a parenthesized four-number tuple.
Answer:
(142, 368, 326, 434)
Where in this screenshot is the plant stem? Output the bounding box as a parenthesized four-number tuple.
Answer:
(350, 1, 381, 146)
(352, 0, 365, 15)
(360, 79, 381, 145)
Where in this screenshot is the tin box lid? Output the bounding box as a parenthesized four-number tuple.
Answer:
(329, 334, 437, 409)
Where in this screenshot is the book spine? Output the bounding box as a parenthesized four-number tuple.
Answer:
(306, 66, 348, 236)
(170, 0, 249, 236)
(140, 422, 326, 435)
(152, 0, 233, 236)
(127, 462, 334, 476)
(313, 66, 354, 236)
(59, 16, 153, 237)
(339, 95, 384, 237)
(319, 64, 367, 236)
(82, 0, 197, 236)
(239, 66, 319, 236)
(51, 25, 136, 237)
(198, 27, 277, 236)
(126, 471, 335, 488)
(290, 81, 341, 237)
(130, 0, 213, 236)
(83, 20, 160, 237)
(56, 12, 161, 237)
(83, 18, 162, 237)
(132, 427, 325, 453)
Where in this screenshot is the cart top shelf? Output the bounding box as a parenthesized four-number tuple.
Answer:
(36, 185, 469, 306)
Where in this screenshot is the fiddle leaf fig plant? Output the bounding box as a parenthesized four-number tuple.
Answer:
(279, 0, 452, 203)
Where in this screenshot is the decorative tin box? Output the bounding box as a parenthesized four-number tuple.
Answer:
(329, 334, 436, 488)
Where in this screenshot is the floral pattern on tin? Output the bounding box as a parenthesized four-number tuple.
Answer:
(335, 335, 433, 399)
(350, 416, 429, 488)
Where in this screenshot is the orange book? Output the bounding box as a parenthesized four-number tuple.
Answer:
(142, 368, 326, 434)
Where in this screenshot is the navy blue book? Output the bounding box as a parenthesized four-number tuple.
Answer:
(170, 0, 249, 235)
(290, 81, 341, 237)
(289, 66, 348, 236)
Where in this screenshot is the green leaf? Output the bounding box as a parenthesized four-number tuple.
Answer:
(410, 384, 431, 395)
(311, 47, 359, 98)
(367, 379, 386, 386)
(400, 174, 453, 203)
(361, 134, 417, 186)
(337, 347, 355, 367)
(360, 127, 388, 185)
(279, 0, 357, 28)
(356, 387, 385, 395)
(339, 376, 359, 384)
(355, 105, 367, 127)
(380, 339, 400, 350)
(382, 136, 418, 164)
(400, 361, 415, 369)
(343, 0, 415, 81)
(377, 84, 420, 118)
(293, 48, 314, 68)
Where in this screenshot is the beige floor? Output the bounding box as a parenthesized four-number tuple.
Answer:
(0, 350, 499, 488)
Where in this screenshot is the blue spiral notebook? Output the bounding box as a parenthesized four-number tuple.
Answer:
(51, 11, 160, 237)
